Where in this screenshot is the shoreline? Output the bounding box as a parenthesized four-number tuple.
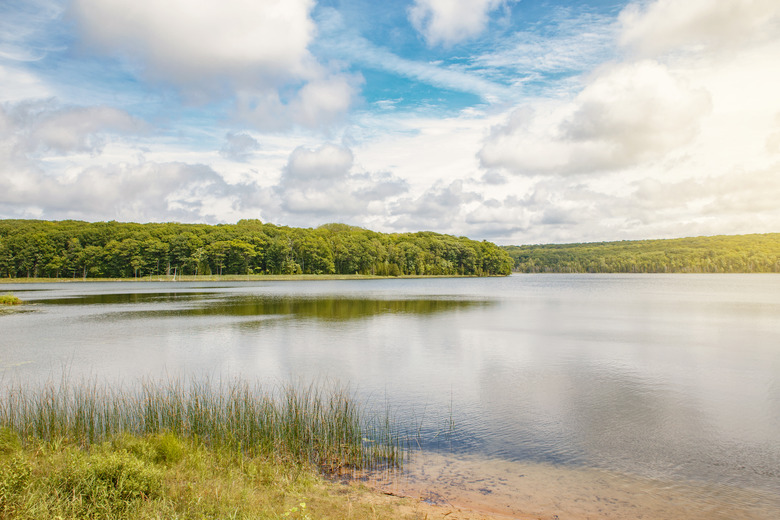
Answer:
(0, 273, 494, 284)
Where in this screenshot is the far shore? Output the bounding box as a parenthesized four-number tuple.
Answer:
(0, 273, 493, 284)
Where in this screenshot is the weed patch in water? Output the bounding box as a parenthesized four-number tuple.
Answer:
(0, 293, 22, 306)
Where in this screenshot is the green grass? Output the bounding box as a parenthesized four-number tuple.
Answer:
(0, 429, 422, 519)
(0, 294, 21, 305)
(0, 377, 414, 519)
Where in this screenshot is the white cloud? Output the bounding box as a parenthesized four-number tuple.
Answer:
(70, 0, 358, 128)
(469, 0, 780, 243)
(563, 61, 711, 161)
(620, 0, 780, 57)
(219, 132, 260, 162)
(233, 71, 362, 131)
(0, 65, 53, 102)
(0, 98, 264, 222)
(3, 0, 778, 245)
(409, 0, 505, 47)
(71, 0, 316, 86)
(0, 160, 250, 223)
(285, 143, 354, 182)
(286, 74, 360, 128)
(276, 143, 408, 221)
(480, 60, 711, 175)
(390, 179, 482, 230)
(1, 100, 144, 156)
(31, 106, 144, 154)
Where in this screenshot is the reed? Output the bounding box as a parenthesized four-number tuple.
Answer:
(0, 376, 403, 471)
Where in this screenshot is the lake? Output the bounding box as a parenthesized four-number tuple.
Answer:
(2, 274, 779, 518)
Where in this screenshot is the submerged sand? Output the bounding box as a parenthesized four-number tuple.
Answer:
(358, 451, 779, 520)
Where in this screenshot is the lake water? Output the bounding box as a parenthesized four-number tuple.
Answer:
(2, 275, 779, 518)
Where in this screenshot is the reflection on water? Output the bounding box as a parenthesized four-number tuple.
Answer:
(2, 275, 780, 518)
(33, 291, 486, 321)
(33, 292, 213, 306)
(136, 296, 484, 321)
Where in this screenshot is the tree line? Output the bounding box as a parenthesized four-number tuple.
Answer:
(0, 219, 513, 279)
(503, 234, 780, 273)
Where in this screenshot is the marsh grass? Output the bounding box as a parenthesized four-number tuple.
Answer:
(0, 376, 404, 472)
(0, 377, 419, 519)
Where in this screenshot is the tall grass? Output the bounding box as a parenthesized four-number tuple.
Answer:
(0, 376, 403, 471)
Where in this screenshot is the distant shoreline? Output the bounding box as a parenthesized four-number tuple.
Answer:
(2, 272, 776, 284)
(502, 232, 780, 273)
(0, 273, 489, 284)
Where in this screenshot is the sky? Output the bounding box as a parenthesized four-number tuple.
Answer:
(1, 0, 779, 245)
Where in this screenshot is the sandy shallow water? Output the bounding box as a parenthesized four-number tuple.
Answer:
(362, 452, 780, 520)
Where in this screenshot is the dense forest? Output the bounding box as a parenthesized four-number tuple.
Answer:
(0, 219, 513, 278)
(503, 234, 780, 273)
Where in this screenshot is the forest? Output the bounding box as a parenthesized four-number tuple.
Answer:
(0, 219, 513, 278)
(503, 233, 780, 273)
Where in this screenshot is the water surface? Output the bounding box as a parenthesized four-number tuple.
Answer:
(2, 275, 779, 518)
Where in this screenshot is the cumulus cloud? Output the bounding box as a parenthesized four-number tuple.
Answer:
(235, 73, 361, 130)
(32, 106, 143, 155)
(220, 132, 260, 162)
(620, 0, 780, 57)
(0, 119, 259, 222)
(285, 143, 354, 183)
(399, 0, 780, 241)
(409, 0, 505, 47)
(562, 61, 711, 160)
(472, 160, 780, 244)
(70, 0, 358, 128)
(391, 180, 481, 230)
(1, 100, 144, 156)
(288, 75, 360, 127)
(632, 167, 780, 217)
(480, 60, 711, 175)
(0, 159, 251, 222)
(478, 0, 780, 198)
(276, 143, 408, 221)
(71, 0, 316, 86)
(0, 99, 263, 222)
(481, 171, 508, 185)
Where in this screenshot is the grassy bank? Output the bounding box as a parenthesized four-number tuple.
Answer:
(0, 377, 412, 519)
(0, 430, 425, 519)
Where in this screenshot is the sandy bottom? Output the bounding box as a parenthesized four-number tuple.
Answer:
(357, 452, 780, 520)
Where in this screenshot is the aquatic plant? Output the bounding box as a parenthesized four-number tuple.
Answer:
(0, 294, 21, 306)
(0, 376, 403, 472)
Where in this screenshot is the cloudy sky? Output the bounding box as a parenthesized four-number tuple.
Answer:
(1, 0, 779, 244)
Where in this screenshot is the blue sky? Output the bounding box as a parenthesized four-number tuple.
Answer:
(1, 0, 779, 244)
